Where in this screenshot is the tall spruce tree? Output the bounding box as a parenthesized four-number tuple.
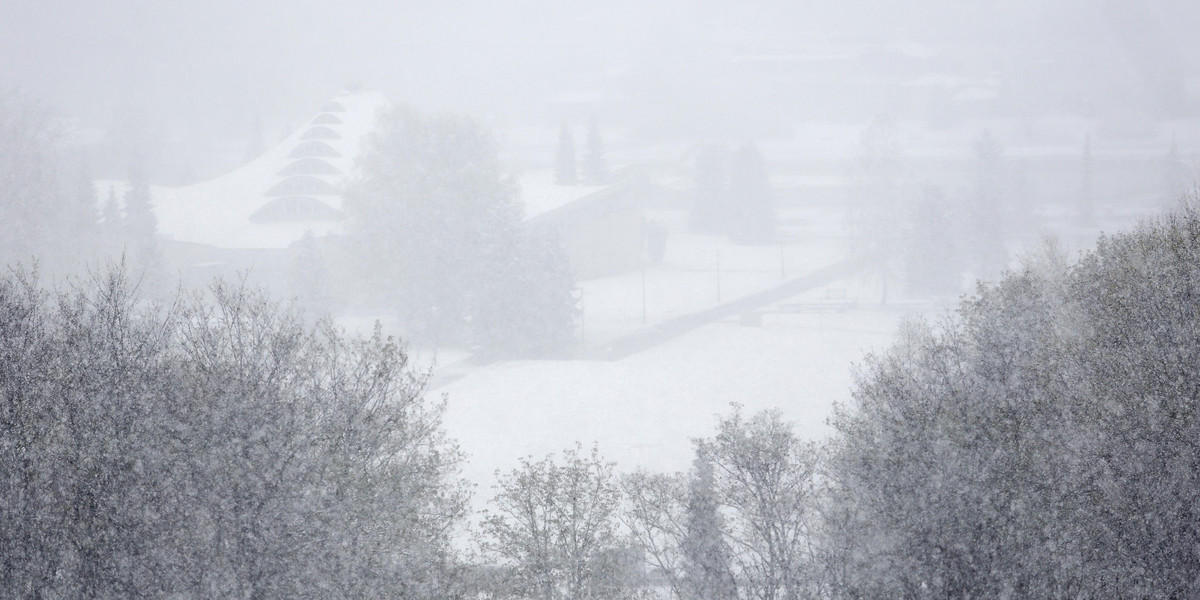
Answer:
(555, 123, 577, 185)
(682, 456, 737, 600)
(123, 165, 155, 241)
(850, 116, 906, 303)
(727, 142, 774, 244)
(101, 185, 123, 254)
(1162, 135, 1191, 207)
(68, 161, 100, 264)
(904, 183, 961, 295)
(0, 89, 72, 272)
(344, 106, 577, 355)
(1078, 135, 1095, 224)
(968, 129, 1008, 279)
(122, 162, 162, 285)
(582, 116, 607, 185)
(472, 226, 578, 358)
(691, 143, 729, 234)
(287, 230, 333, 318)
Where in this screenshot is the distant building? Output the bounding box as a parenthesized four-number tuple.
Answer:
(520, 169, 648, 279)
(132, 91, 388, 294)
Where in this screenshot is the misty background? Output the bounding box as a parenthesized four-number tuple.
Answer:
(6, 0, 1200, 512)
(6, 2, 1200, 598)
(6, 0, 1200, 181)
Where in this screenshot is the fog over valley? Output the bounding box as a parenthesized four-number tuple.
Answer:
(3, 2, 1200, 598)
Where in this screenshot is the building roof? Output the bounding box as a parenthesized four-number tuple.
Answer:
(517, 169, 612, 221)
(143, 90, 387, 250)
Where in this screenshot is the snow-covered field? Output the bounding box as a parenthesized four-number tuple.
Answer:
(365, 111, 1174, 499)
(426, 198, 884, 496)
(438, 303, 922, 498)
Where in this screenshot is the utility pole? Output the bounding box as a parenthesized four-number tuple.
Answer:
(641, 266, 647, 324)
(716, 249, 722, 303)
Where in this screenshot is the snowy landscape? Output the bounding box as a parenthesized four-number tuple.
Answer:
(4, 1, 1200, 598)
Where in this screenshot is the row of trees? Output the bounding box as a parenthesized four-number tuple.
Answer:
(851, 116, 1194, 301)
(481, 202, 1200, 600)
(0, 265, 815, 600)
(556, 119, 608, 186)
(691, 142, 776, 245)
(847, 118, 1020, 300)
(7, 200, 1200, 598)
(825, 202, 1200, 598)
(0, 267, 467, 599)
(477, 406, 820, 600)
(0, 89, 162, 286)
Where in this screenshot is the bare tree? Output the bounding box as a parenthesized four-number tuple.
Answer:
(621, 470, 689, 600)
(697, 406, 819, 600)
(0, 266, 468, 600)
(481, 443, 627, 600)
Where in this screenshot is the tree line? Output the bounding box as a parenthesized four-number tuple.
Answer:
(7, 200, 1200, 597)
(479, 200, 1200, 600)
(8, 82, 1200, 596)
(0, 267, 466, 599)
(0, 90, 160, 283)
(823, 201, 1200, 598)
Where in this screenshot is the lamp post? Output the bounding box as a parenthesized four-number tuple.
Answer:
(641, 266, 647, 324)
(716, 249, 722, 303)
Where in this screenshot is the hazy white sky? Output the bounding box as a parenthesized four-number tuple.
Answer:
(2, 0, 1197, 152)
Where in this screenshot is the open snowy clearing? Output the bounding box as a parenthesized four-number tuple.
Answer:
(437, 303, 929, 496)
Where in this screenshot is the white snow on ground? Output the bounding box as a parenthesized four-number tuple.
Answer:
(424, 190, 917, 497)
(572, 206, 848, 345)
(428, 189, 927, 494)
(439, 306, 915, 500)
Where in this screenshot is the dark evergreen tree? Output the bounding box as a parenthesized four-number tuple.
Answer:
(68, 161, 100, 262)
(904, 184, 961, 295)
(727, 142, 774, 244)
(1162, 135, 1192, 207)
(123, 164, 156, 243)
(344, 107, 577, 356)
(101, 185, 123, 253)
(122, 163, 162, 287)
(554, 123, 577, 185)
(681, 456, 737, 600)
(849, 116, 906, 304)
(1078, 134, 1095, 224)
(690, 143, 728, 234)
(968, 129, 1007, 279)
(582, 116, 607, 185)
(0, 90, 64, 270)
(287, 230, 333, 318)
(472, 227, 578, 358)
